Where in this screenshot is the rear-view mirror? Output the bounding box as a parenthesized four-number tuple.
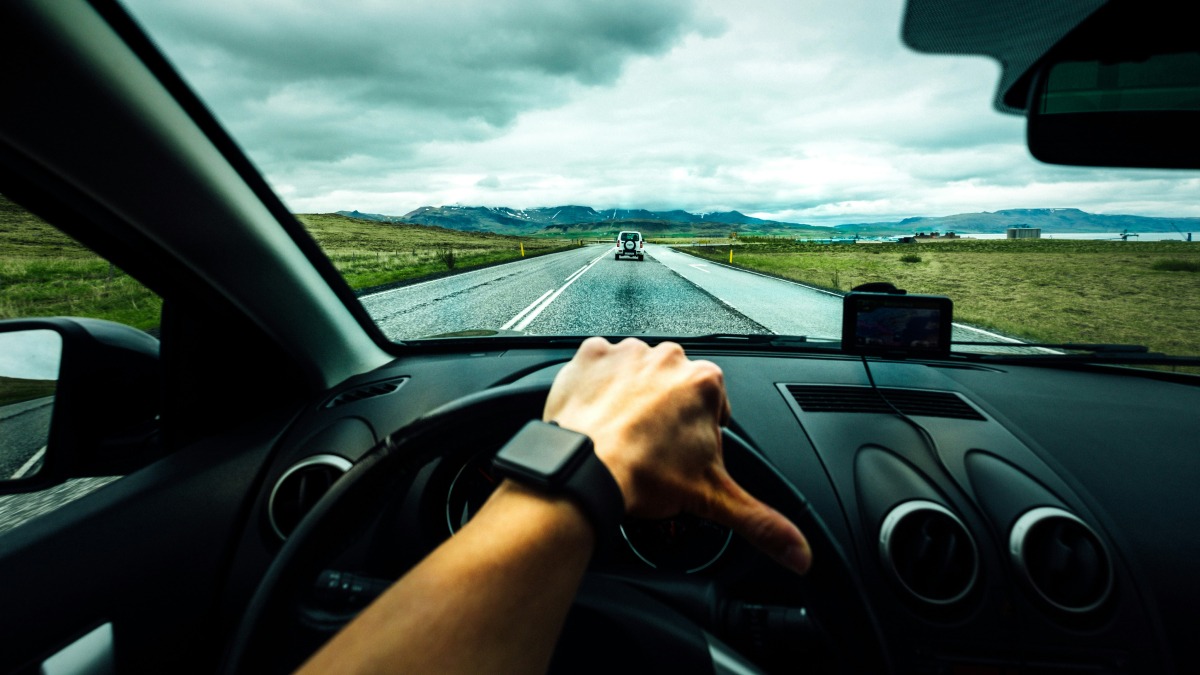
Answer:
(1028, 52, 1200, 169)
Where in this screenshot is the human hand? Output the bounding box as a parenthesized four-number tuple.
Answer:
(544, 337, 812, 574)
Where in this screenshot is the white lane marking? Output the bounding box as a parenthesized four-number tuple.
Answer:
(667, 247, 843, 297)
(515, 251, 608, 331)
(689, 264, 711, 273)
(950, 323, 1061, 354)
(362, 245, 598, 300)
(501, 289, 555, 330)
(12, 446, 46, 479)
(668, 247, 1058, 353)
(565, 264, 587, 281)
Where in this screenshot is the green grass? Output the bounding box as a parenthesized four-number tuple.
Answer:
(679, 239, 1200, 357)
(0, 375, 55, 407)
(0, 196, 163, 330)
(1151, 259, 1200, 272)
(294, 213, 578, 290)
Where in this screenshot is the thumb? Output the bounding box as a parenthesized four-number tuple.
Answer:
(705, 475, 812, 575)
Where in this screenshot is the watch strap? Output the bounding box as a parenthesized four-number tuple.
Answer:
(493, 420, 625, 558)
(560, 443, 625, 557)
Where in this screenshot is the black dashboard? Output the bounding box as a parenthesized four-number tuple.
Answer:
(225, 346, 1200, 674)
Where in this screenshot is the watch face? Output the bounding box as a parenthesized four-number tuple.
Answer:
(494, 421, 590, 483)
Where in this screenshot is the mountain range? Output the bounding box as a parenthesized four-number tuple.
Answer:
(334, 206, 1199, 237)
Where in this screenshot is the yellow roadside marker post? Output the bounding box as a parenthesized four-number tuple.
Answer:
(520, 242, 525, 257)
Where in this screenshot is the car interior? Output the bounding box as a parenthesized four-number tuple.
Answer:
(1, 0, 1198, 673)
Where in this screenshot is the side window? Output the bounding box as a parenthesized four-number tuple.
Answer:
(0, 191, 162, 534)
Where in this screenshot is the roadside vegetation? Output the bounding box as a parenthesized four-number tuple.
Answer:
(0, 195, 163, 330)
(677, 239, 1200, 357)
(295, 214, 576, 291)
(0, 376, 55, 407)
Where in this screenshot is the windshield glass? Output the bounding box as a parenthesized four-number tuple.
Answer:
(122, 0, 1200, 357)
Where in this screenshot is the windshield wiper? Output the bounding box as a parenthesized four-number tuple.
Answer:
(952, 341, 1149, 353)
(667, 333, 838, 350)
(955, 342, 1200, 367)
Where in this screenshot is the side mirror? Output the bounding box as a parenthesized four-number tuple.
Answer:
(1027, 52, 1200, 169)
(0, 318, 159, 494)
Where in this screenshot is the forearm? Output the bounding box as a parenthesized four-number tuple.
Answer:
(296, 481, 595, 674)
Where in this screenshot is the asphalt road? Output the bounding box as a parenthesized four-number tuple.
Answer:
(362, 243, 1032, 351)
(0, 397, 53, 479)
(361, 244, 765, 340)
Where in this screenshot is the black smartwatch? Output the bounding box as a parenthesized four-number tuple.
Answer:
(492, 420, 625, 556)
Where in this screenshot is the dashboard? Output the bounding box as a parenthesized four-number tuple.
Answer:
(225, 346, 1200, 674)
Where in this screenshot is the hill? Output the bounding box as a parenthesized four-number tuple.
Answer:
(833, 208, 1200, 236)
(379, 205, 825, 236)
(340, 204, 1199, 238)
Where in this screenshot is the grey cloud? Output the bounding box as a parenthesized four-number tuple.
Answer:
(126, 0, 720, 155)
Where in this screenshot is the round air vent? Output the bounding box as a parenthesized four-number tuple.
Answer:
(268, 454, 352, 540)
(880, 500, 979, 605)
(1010, 507, 1113, 614)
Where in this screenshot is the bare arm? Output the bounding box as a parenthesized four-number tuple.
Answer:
(296, 337, 811, 674)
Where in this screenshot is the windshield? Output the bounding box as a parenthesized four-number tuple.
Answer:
(122, 0, 1200, 357)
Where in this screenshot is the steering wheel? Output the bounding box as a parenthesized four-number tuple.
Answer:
(220, 382, 890, 674)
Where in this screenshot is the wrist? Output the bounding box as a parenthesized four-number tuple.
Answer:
(491, 420, 626, 557)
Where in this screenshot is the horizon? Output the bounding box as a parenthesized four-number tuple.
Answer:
(326, 204, 1200, 231)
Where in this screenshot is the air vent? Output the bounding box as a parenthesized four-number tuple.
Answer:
(880, 500, 979, 605)
(325, 378, 407, 409)
(1010, 507, 1113, 614)
(787, 385, 985, 420)
(268, 454, 352, 540)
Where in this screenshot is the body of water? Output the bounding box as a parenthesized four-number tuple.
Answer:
(955, 232, 1194, 242)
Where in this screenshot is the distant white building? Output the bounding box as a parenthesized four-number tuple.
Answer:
(1007, 227, 1041, 239)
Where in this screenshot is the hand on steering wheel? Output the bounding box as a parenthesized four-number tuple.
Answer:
(546, 337, 812, 574)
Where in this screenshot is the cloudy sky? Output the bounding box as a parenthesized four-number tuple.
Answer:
(122, 0, 1199, 227)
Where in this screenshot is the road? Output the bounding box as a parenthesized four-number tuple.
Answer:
(0, 397, 53, 479)
(361, 245, 765, 339)
(362, 244, 1029, 349)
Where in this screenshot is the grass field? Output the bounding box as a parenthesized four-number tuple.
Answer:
(295, 214, 575, 290)
(0, 376, 55, 407)
(0, 195, 574, 328)
(678, 239, 1200, 356)
(0, 196, 163, 330)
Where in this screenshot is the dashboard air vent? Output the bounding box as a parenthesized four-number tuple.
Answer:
(326, 377, 408, 409)
(268, 454, 352, 540)
(1010, 507, 1113, 614)
(880, 500, 979, 605)
(787, 385, 985, 420)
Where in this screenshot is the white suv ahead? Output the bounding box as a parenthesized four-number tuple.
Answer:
(614, 231, 645, 261)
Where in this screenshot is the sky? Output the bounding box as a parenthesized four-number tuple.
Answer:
(0, 330, 61, 381)
(121, 0, 1200, 228)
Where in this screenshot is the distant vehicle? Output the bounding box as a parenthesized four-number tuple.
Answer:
(615, 231, 645, 261)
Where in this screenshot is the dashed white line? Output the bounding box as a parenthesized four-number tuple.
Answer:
(12, 446, 46, 480)
(501, 289, 554, 330)
(512, 251, 608, 331)
(689, 264, 711, 273)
